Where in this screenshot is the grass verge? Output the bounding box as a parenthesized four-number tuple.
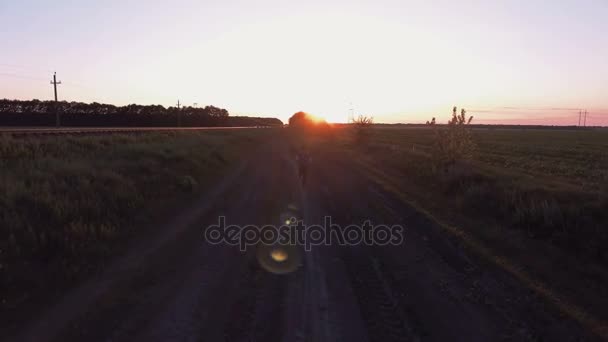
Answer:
(0, 129, 271, 326)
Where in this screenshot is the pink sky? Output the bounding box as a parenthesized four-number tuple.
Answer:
(1, 0, 607, 125)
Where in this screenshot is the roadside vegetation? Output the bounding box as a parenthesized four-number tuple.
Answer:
(351, 114, 374, 144)
(0, 130, 269, 319)
(350, 114, 608, 263)
(426, 106, 475, 175)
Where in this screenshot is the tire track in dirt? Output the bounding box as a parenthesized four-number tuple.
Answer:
(306, 149, 421, 341)
(340, 250, 417, 342)
(221, 142, 295, 342)
(314, 170, 419, 342)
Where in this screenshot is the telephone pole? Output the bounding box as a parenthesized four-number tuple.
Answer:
(177, 100, 181, 127)
(50, 72, 62, 127)
(584, 109, 588, 127)
(578, 110, 582, 127)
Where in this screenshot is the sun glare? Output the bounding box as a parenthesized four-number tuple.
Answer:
(307, 114, 326, 123)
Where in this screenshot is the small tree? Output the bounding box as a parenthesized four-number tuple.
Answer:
(351, 114, 374, 145)
(427, 106, 475, 172)
(352, 115, 374, 126)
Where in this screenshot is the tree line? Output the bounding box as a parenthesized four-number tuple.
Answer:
(0, 99, 283, 127)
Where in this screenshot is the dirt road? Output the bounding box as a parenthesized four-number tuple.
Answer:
(10, 137, 594, 341)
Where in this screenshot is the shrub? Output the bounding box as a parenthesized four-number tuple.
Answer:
(351, 114, 374, 145)
(427, 106, 476, 173)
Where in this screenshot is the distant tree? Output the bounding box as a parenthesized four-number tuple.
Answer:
(288, 111, 314, 127)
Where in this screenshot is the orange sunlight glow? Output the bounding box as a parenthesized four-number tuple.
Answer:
(307, 113, 328, 124)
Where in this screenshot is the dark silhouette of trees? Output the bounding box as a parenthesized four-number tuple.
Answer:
(227, 116, 283, 127)
(0, 99, 282, 127)
(288, 111, 310, 127)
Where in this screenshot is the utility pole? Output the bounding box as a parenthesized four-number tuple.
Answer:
(348, 102, 354, 123)
(177, 100, 181, 127)
(50, 72, 62, 127)
(584, 109, 588, 127)
(578, 110, 582, 127)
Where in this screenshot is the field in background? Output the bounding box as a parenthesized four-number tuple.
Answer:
(371, 126, 608, 187)
(0, 129, 271, 318)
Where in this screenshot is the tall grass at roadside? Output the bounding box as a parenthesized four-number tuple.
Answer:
(0, 130, 265, 311)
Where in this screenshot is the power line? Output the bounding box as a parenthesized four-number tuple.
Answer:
(0, 63, 53, 73)
(0, 72, 47, 82)
(0, 64, 95, 89)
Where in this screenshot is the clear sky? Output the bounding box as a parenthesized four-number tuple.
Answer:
(1, 0, 607, 125)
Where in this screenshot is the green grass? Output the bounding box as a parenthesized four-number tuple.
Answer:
(0, 129, 269, 312)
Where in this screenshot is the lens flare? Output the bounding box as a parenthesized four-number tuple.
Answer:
(257, 243, 302, 274)
(270, 248, 289, 262)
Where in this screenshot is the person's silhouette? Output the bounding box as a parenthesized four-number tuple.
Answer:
(295, 149, 312, 185)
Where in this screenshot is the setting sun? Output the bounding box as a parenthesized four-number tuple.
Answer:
(307, 113, 329, 124)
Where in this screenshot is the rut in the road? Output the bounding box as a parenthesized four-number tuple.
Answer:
(339, 246, 418, 342)
(309, 157, 419, 342)
(223, 253, 288, 342)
